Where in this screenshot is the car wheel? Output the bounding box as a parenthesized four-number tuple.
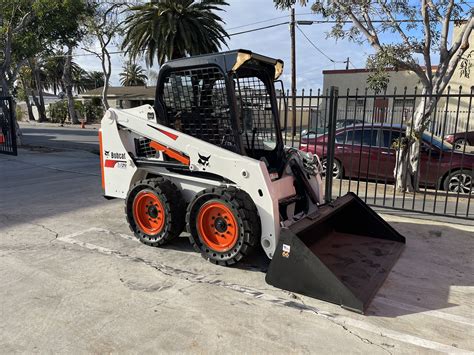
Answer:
(443, 169, 473, 194)
(321, 158, 342, 179)
(454, 138, 469, 150)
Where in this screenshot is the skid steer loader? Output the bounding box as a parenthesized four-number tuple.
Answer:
(100, 50, 405, 313)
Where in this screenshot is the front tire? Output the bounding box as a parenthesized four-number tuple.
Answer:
(321, 158, 342, 179)
(126, 178, 185, 246)
(186, 187, 260, 266)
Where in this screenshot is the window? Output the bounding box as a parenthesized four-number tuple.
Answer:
(234, 74, 277, 151)
(335, 132, 346, 143)
(393, 98, 415, 109)
(345, 129, 377, 146)
(381, 129, 405, 148)
(160, 66, 237, 152)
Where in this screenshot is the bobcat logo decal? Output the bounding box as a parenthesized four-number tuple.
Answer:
(197, 153, 211, 170)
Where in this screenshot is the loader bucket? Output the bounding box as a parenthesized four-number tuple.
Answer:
(265, 192, 405, 313)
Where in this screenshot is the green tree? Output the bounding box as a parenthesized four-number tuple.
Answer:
(274, 0, 473, 193)
(121, 0, 229, 66)
(119, 63, 148, 86)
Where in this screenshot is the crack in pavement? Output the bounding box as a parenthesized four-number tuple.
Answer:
(55, 228, 471, 354)
(31, 223, 60, 243)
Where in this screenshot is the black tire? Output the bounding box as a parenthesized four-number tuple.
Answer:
(321, 158, 343, 179)
(125, 177, 185, 246)
(453, 138, 469, 150)
(186, 187, 260, 266)
(443, 169, 473, 194)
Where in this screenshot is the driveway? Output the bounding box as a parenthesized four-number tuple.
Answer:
(0, 148, 473, 353)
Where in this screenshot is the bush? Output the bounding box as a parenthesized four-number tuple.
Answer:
(15, 107, 24, 122)
(49, 99, 104, 124)
(49, 100, 68, 123)
(91, 96, 102, 107)
(82, 99, 104, 123)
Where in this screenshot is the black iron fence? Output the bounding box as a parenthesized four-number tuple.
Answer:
(0, 97, 17, 156)
(279, 86, 473, 220)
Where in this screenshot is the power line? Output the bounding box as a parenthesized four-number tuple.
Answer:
(48, 22, 291, 59)
(226, 12, 314, 31)
(296, 24, 343, 64)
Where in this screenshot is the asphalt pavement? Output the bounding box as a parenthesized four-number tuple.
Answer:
(19, 122, 100, 153)
(0, 128, 473, 352)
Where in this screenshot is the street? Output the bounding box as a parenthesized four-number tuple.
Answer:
(19, 122, 100, 153)
(0, 143, 473, 352)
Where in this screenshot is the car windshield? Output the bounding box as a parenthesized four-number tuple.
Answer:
(423, 132, 453, 151)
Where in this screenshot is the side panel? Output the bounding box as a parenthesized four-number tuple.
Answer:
(100, 105, 281, 258)
(100, 110, 140, 197)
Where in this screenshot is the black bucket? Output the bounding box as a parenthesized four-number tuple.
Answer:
(265, 192, 405, 313)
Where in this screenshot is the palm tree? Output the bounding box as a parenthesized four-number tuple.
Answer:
(121, 0, 229, 66)
(42, 55, 85, 95)
(42, 56, 66, 95)
(119, 63, 148, 86)
(83, 71, 105, 90)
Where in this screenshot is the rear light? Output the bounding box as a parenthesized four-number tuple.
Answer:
(444, 134, 454, 143)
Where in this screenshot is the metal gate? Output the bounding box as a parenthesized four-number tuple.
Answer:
(0, 96, 17, 156)
(281, 86, 473, 220)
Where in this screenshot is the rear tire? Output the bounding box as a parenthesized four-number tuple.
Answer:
(186, 187, 260, 266)
(443, 169, 473, 194)
(454, 138, 469, 150)
(126, 178, 185, 246)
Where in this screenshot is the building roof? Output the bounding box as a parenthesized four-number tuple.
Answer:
(323, 66, 438, 75)
(81, 86, 156, 98)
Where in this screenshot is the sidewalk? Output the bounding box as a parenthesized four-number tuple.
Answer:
(0, 148, 473, 353)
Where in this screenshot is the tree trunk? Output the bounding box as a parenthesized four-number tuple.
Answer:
(393, 90, 439, 192)
(29, 61, 47, 122)
(101, 46, 111, 110)
(62, 46, 79, 124)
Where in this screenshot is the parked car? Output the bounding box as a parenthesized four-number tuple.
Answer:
(300, 123, 474, 194)
(301, 119, 364, 138)
(444, 131, 474, 150)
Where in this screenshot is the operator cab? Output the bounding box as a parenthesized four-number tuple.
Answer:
(154, 50, 285, 172)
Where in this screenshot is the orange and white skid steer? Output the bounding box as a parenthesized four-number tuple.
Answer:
(100, 50, 405, 313)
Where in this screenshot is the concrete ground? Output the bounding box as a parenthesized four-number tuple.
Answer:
(1, 146, 473, 353)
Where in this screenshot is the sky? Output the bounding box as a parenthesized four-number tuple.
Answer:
(73, 0, 460, 91)
(74, 0, 376, 91)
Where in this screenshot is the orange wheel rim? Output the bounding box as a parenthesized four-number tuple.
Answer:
(197, 201, 238, 252)
(133, 191, 165, 235)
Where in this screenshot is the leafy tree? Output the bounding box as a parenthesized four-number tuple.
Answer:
(274, 0, 474, 192)
(119, 63, 148, 86)
(121, 0, 230, 66)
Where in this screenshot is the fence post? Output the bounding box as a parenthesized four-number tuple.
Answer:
(325, 86, 339, 203)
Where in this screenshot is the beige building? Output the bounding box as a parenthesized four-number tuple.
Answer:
(321, 23, 474, 134)
(80, 86, 155, 109)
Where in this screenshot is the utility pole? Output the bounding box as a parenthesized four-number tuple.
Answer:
(345, 57, 350, 70)
(290, 7, 296, 136)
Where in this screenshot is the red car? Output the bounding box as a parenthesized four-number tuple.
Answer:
(300, 124, 474, 194)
